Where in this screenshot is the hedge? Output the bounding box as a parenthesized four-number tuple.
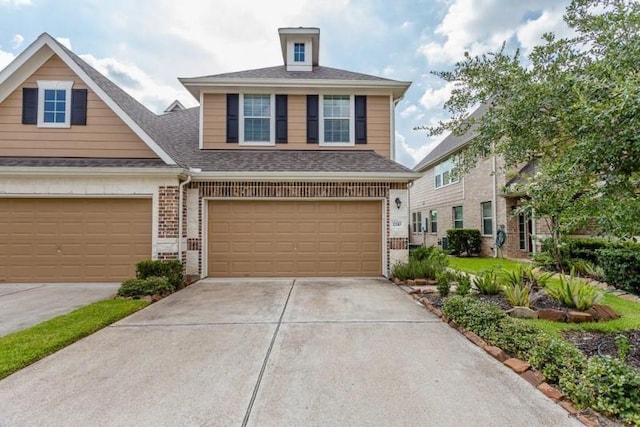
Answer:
(136, 259, 184, 290)
(446, 229, 482, 256)
(597, 248, 640, 295)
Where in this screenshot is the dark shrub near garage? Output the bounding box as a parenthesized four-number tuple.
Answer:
(136, 260, 184, 290)
(117, 276, 174, 298)
(446, 229, 482, 256)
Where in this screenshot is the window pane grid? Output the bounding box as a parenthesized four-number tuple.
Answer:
(43, 89, 66, 123)
(481, 201, 493, 235)
(294, 43, 305, 62)
(430, 210, 438, 233)
(243, 95, 271, 142)
(453, 206, 463, 229)
(323, 96, 350, 143)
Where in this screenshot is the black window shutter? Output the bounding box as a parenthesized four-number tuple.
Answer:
(70, 89, 88, 125)
(226, 94, 239, 143)
(22, 88, 38, 124)
(306, 95, 319, 144)
(355, 95, 367, 144)
(275, 94, 288, 143)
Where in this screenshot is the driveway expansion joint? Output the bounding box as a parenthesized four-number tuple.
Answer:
(109, 321, 280, 328)
(0, 284, 46, 299)
(242, 278, 296, 427)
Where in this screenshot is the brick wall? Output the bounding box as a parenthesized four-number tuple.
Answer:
(158, 186, 179, 238)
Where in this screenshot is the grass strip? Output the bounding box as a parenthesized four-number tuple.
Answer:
(447, 256, 527, 274)
(0, 298, 148, 380)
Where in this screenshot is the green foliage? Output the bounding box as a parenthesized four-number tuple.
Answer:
(447, 256, 526, 275)
(472, 270, 502, 295)
(421, 0, 640, 238)
(436, 271, 453, 297)
(528, 334, 585, 384)
(136, 259, 184, 290)
(532, 252, 561, 272)
(455, 272, 472, 296)
(502, 281, 531, 308)
(561, 356, 640, 425)
(443, 295, 640, 424)
(117, 276, 174, 298)
(614, 335, 632, 362)
(521, 264, 552, 288)
(410, 245, 437, 261)
(392, 249, 449, 280)
(544, 269, 603, 310)
(597, 248, 640, 295)
(442, 295, 506, 338)
(446, 229, 482, 256)
(0, 299, 148, 380)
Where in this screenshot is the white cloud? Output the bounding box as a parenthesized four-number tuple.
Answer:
(0, 49, 15, 71)
(55, 37, 72, 50)
(418, 0, 570, 65)
(80, 53, 197, 113)
(400, 104, 419, 119)
(516, 7, 575, 55)
(396, 130, 441, 167)
(419, 81, 454, 110)
(382, 65, 395, 77)
(10, 34, 23, 49)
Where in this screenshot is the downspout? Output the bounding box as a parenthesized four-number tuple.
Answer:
(177, 172, 192, 263)
(492, 151, 498, 258)
(391, 95, 405, 161)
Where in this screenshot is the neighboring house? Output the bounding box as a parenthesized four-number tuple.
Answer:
(409, 104, 544, 259)
(0, 28, 418, 283)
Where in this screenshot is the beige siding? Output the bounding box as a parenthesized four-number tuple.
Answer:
(410, 156, 509, 256)
(0, 55, 158, 158)
(202, 93, 391, 158)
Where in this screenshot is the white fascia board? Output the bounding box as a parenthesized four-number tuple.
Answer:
(180, 78, 411, 100)
(0, 166, 184, 177)
(3, 34, 176, 166)
(190, 171, 421, 183)
(0, 37, 54, 103)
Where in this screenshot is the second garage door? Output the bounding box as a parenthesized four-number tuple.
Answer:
(208, 200, 382, 277)
(0, 198, 152, 283)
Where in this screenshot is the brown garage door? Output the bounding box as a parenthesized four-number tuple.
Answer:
(208, 200, 382, 277)
(0, 198, 152, 283)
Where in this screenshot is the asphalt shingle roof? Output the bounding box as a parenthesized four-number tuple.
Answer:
(0, 157, 169, 168)
(192, 65, 396, 82)
(413, 104, 490, 172)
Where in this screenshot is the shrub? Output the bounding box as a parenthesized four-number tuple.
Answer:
(473, 270, 502, 295)
(436, 271, 452, 297)
(410, 245, 436, 261)
(442, 295, 506, 337)
(136, 259, 184, 290)
(485, 318, 541, 360)
(566, 237, 612, 264)
(455, 272, 472, 296)
(528, 334, 585, 384)
(561, 356, 640, 425)
(502, 281, 531, 307)
(392, 250, 448, 281)
(521, 265, 552, 289)
(446, 229, 482, 256)
(597, 248, 640, 295)
(117, 276, 173, 298)
(544, 269, 603, 310)
(531, 252, 558, 271)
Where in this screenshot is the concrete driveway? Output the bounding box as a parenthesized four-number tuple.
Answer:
(0, 283, 120, 336)
(0, 278, 579, 426)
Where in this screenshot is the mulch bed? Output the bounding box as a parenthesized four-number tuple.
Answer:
(563, 330, 640, 370)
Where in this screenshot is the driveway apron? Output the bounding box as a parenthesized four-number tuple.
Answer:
(0, 278, 579, 427)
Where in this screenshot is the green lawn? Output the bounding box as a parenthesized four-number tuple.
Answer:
(447, 256, 528, 274)
(0, 298, 148, 380)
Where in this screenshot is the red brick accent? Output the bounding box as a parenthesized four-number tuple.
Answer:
(558, 400, 578, 415)
(158, 186, 179, 238)
(537, 383, 564, 400)
(521, 370, 545, 387)
(187, 238, 201, 251)
(388, 237, 408, 250)
(157, 251, 179, 260)
(503, 358, 530, 374)
(485, 346, 508, 362)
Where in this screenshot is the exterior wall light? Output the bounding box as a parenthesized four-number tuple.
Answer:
(395, 197, 402, 209)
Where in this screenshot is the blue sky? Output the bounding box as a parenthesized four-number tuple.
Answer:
(0, 0, 572, 167)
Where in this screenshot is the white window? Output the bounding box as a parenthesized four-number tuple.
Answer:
(240, 94, 275, 145)
(320, 95, 354, 145)
(453, 206, 464, 229)
(37, 80, 73, 128)
(294, 43, 305, 62)
(481, 201, 493, 235)
(430, 210, 438, 233)
(434, 157, 459, 189)
(412, 212, 423, 233)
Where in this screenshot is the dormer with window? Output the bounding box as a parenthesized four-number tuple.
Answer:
(278, 27, 319, 72)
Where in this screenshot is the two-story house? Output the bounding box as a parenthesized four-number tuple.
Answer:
(409, 104, 541, 259)
(0, 28, 417, 283)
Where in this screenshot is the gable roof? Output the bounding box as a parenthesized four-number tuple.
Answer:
(192, 65, 397, 82)
(0, 33, 177, 166)
(413, 103, 490, 172)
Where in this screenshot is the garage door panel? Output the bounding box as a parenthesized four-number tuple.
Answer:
(208, 200, 382, 277)
(0, 198, 151, 283)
